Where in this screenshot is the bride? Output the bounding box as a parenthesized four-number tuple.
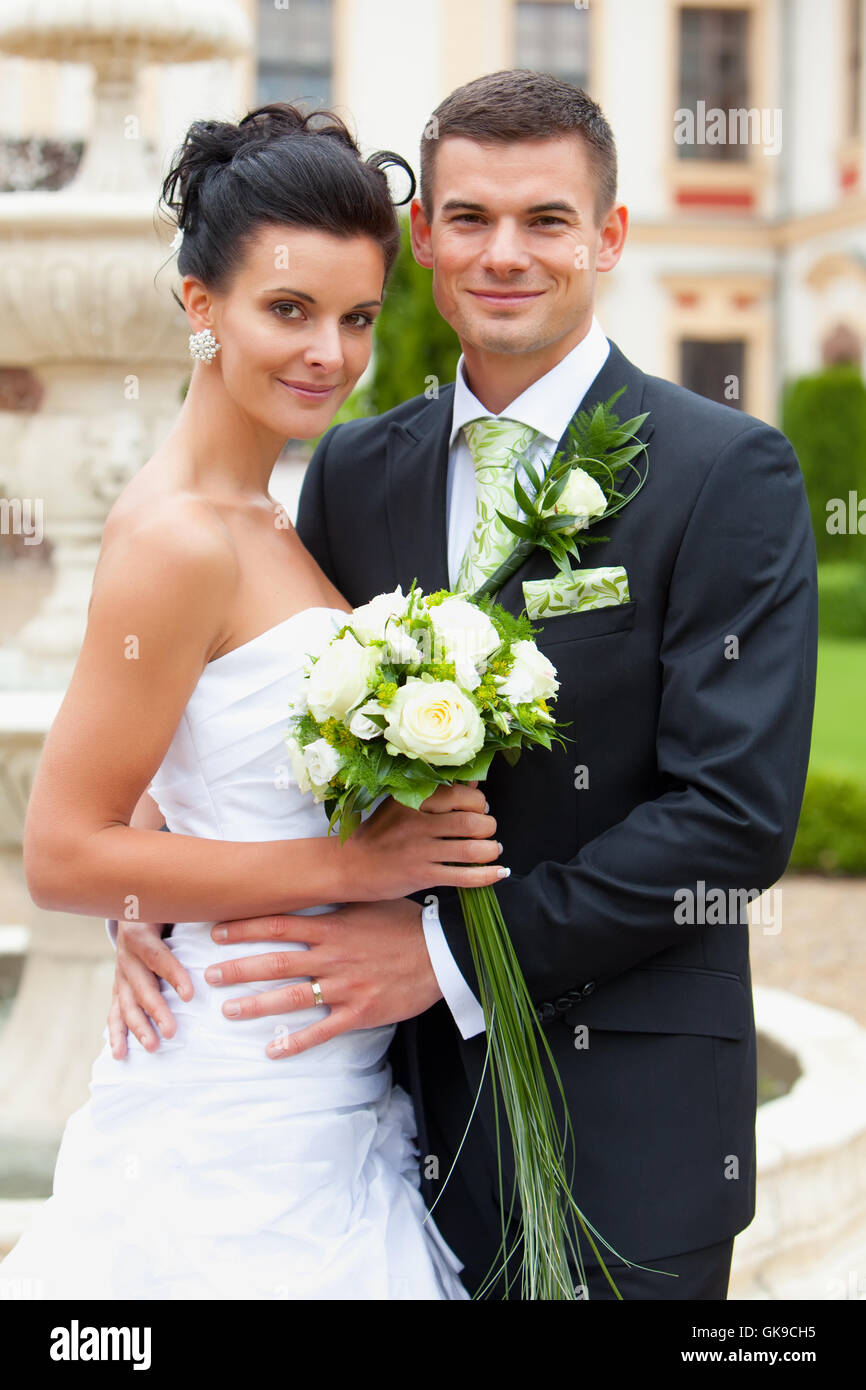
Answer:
(0, 104, 505, 1300)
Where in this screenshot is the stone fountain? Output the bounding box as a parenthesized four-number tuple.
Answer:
(0, 0, 252, 1215)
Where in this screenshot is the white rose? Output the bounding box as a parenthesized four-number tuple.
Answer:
(496, 640, 560, 704)
(284, 735, 312, 794)
(348, 699, 386, 741)
(546, 467, 607, 535)
(306, 631, 380, 722)
(349, 587, 413, 643)
(302, 737, 343, 787)
(428, 597, 500, 679)
(384, 678, 486, 766)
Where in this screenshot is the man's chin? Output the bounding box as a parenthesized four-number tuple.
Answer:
(469, 325, 553, 356)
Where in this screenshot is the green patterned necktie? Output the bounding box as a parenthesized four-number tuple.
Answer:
(456, 416, 540, 594)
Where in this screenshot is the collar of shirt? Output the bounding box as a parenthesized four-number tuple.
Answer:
(448, 314, 611, 454)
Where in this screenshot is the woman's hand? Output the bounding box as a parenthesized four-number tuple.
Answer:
(107, 920, 193, 1058)
(344, 782, 505, 900)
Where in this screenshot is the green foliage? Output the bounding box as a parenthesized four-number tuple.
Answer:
(781, 365, 866, 563)
(817, 562, 866, 639)
(790, 769, 866, 874)
(332, 218, 461, 423)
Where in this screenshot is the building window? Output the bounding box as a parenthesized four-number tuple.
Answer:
(847, 0, 863, 139)
(680, 339, 745, 407)
(677, 6, 750, 161)
(515, 1, 590, 89)
(256, 0, 334, 108)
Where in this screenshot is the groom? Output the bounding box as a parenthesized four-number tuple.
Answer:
(110, 70, 817, 1298)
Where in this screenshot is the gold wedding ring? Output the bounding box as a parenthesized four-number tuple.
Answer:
(311, 980, 324, 1007)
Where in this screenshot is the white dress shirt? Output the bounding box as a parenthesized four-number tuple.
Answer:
(109, 317, 611, 1042)
(421, 315, 611, 1038)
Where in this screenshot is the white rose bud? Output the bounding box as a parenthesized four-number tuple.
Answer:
(384, 678, 486, 766)
(547, 467, 607, 535)
(428, 596, 500, 678)
(496, 640, 560, 704)
(285, 735, 312, 794)
(384, 625, 422, 667)
(302, 737, 343, 787)
(306, 631, 380, 723)
(348, 699, 386, 741)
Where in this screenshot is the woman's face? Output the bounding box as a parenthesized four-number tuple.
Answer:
(185, 223, 384, 439)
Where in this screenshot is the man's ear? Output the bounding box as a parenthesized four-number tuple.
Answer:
(409, 198, 434, 269)
(596, 203, 628, 274)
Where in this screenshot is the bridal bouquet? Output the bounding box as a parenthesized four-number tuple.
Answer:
(285, 584, 619, 1299)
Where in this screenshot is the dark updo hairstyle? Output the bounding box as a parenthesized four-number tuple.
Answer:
(161, 103, 416, 302)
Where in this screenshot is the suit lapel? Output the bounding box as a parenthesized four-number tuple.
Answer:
(385, 387, 453, 595)
(497, 339, 655, 614)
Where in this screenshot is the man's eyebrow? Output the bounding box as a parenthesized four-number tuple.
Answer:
(439, 199, 580, 217)
(261, 287, 382, 308)
(440, 200, 487, 213)
(527, 201, 580, 217)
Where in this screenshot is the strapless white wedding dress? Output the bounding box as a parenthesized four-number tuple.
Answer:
(1, 606, 468, 1300)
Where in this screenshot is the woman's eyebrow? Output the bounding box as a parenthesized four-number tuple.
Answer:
(261, 287, 382, 308)
(261, 286, 315, 301)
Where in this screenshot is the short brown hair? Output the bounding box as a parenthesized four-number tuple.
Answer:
(419, 69, 617, 226)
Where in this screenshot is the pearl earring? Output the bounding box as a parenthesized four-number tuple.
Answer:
(188, 328, 221, 363)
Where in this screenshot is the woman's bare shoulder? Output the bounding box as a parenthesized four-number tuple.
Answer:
(91, 482, 239, 643)
(99, 483, 238, 584)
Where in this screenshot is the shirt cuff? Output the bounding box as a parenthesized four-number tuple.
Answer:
(421, 895, 486, 1040)
(105, 918, 118, 950)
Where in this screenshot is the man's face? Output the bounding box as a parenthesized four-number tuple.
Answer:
(410, 135, 625, 358)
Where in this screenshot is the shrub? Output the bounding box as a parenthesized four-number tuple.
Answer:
(817, 562, 866, 638)
(789, 768, 866, 874)
(781, 365, 866, 564)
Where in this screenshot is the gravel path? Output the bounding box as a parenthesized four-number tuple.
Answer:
(749, 873, 866, 1028)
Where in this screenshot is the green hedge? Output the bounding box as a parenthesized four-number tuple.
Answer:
(790, 769, 866, 874)
(781, 365, 866, 564)
(817, 562, 866, 638)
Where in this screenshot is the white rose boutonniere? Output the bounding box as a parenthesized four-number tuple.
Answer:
(543, 467, 607, 535)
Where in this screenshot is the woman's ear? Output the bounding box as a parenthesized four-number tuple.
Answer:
(182, 276, 216, 334)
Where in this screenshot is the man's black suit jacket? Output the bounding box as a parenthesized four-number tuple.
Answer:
(295, 337, 818, 1266)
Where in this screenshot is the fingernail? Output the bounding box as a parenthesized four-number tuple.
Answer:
(497, 867, 511, 879)
(212, 927, 228, 941)
(205, 967, 222, 983)
(224, 1002, 241, 1017)
(484, 800, 490, 813)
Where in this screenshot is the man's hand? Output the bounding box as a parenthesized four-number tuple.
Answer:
(107, 921, 193, 1059)
(203, 899, 442, 1059)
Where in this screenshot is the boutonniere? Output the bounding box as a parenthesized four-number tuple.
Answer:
(472, 387, 651, 600)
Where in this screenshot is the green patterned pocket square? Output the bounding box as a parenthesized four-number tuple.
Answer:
(522, 566, 630, 618)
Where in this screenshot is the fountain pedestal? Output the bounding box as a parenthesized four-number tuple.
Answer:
(0, 0, 252, 1190)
